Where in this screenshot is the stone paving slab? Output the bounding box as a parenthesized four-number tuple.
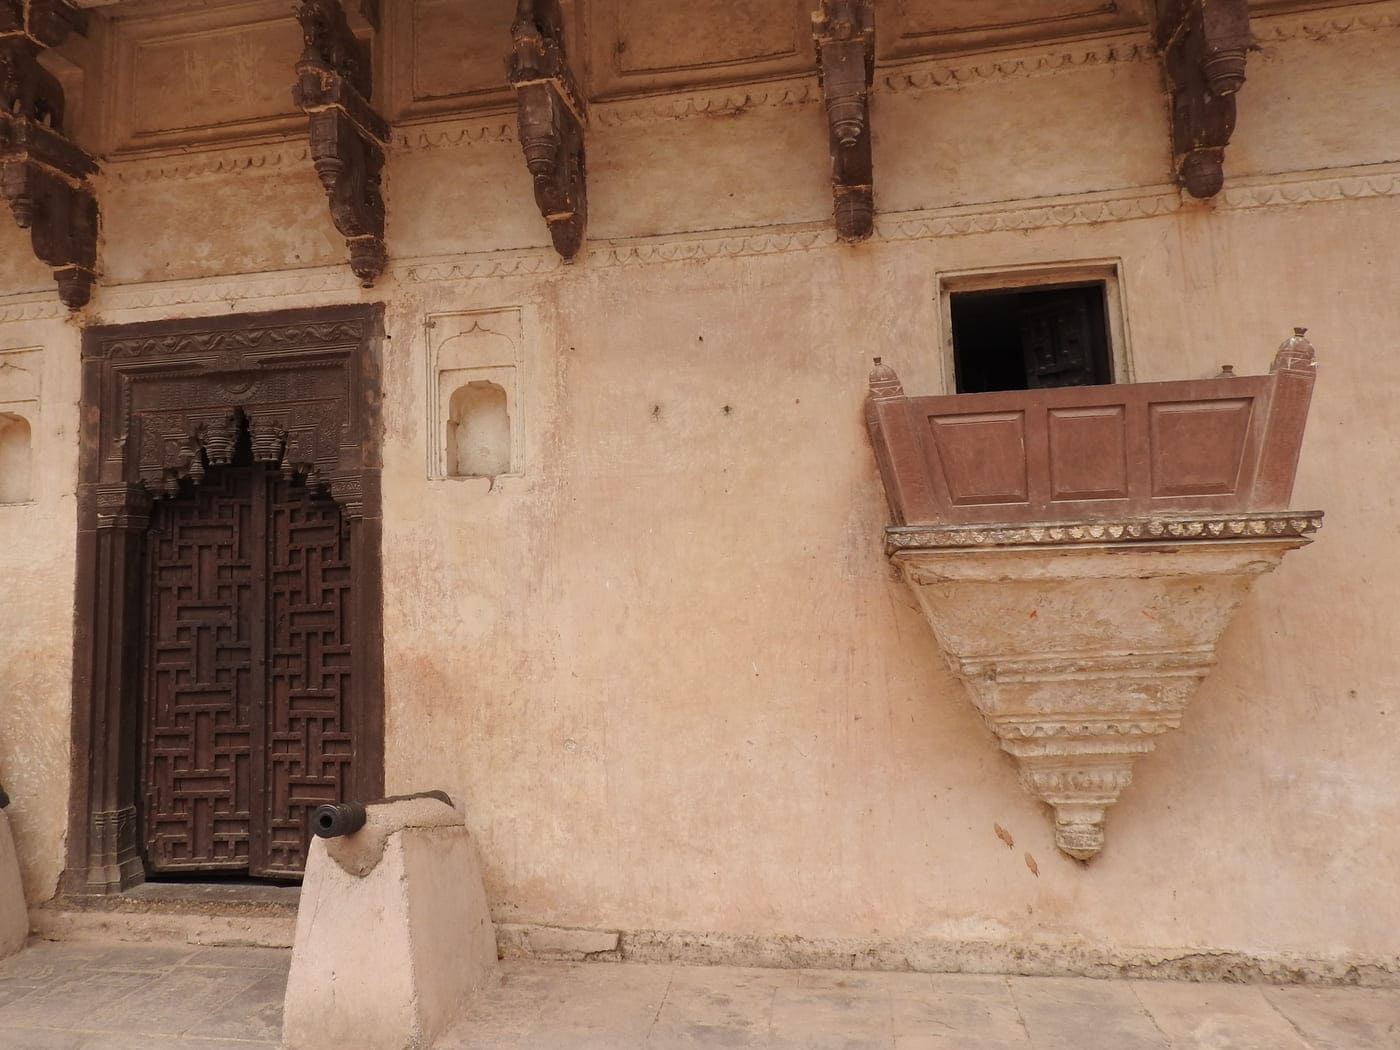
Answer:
(1, 939, 1398, 1049)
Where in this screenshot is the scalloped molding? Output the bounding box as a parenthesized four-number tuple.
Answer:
(1252, 1, 1400, 43)
(1, 160, 1396, 324)
(103, 139, 314, 184)
(879, 37, 1155, 96)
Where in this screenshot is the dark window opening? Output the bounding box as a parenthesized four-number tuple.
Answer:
(951, 282, 1113, 393)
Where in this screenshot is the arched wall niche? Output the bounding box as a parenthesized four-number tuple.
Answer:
(0, 413, 33, 504)
(0, 347, 42, 505)
(67, 305, 387, 896)
(427, 308, 523, 481)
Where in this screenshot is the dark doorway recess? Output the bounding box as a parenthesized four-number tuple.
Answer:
(951, 283, 1112, 394)
(67, 306, 385, 895)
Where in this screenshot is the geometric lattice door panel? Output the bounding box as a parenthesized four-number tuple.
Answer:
(143, 457, 355, 879)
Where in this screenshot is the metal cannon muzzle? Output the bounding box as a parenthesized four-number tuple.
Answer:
(309, 791, 454, 839)
(311, 801, 367, 839)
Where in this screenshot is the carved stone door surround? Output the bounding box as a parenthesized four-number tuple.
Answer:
(66, 305, 385, 895)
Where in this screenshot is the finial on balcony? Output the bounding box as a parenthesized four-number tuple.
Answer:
(868, 357, 903, 398)
(1272, 327, 1317, 373)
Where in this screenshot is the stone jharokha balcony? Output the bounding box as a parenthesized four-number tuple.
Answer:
(865, 330, 1321, 860)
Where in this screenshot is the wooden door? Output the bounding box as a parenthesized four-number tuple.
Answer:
(141, 459, 354, 879)
(1017, 287, 1110, 389)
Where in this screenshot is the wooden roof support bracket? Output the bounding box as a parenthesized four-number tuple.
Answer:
(507, 0, 587, 261)
(293, 0, 389, 287)
(1158, 0, 1251, 199)
(812, 0, 875, 242)
(0, 0, 98, 309)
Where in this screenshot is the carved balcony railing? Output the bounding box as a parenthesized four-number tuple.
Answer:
(865, 331, 1321, 860)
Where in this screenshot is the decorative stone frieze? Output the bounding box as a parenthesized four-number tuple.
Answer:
(866, 332, 1322, 859)
(293, 0, 389, 286)
(1158, 0, 1251, 198)
(507, 0, 587, 261)
(0, 0, 98, 308)
(812, 0, 876, 242)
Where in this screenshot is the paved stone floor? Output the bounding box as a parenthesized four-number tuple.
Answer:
(0, 940, 1398, 1049)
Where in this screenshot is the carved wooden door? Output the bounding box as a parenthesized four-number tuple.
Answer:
(1017, 287, 1109, 389)
(142, 459, 354, 879)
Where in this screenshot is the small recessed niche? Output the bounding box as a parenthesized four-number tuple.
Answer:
(427, 309, 524, 482)
(0, 413, 33, 503)
(447, 380, 512, 478)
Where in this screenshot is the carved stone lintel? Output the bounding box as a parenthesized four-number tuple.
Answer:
(293, 0, 388, 286)
(896, 532, 1317, 859)
(1158, 0, 1251, 199)
(507, 0, 587, 261)
(813, 0, 875, 242)
(0, 1, 98, 308)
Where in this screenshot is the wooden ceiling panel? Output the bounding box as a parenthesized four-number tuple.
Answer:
(383, 0, 517, 121)
(878, 0, 1152, 61)
(586, 0, 814, 99)
(102, 0, 303, 155)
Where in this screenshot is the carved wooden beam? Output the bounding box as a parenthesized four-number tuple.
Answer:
(0, 0, 98, 309)
(506, 0, 587, 261)
(813, 0, 875, 242)
(1158, 0, 1251, 199)
(293, 0, 388, 286)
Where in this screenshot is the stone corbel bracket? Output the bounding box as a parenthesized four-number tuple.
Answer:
(1158, 0, 1251, 199)
(866, 332, 1322, 859)
(0, 0, 98, 308)
(507, 0, 587, 261)
(812, 0, 875, 242)
(293, 0, 389, 286)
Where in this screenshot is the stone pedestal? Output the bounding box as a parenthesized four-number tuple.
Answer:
(1, 808, 28, 959)
(282, 796, 498, 1050)
(894, 524, 1316, 858)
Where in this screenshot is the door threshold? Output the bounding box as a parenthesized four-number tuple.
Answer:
(31, 881, 299, 949)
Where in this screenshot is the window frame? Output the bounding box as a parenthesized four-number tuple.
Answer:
(936, 260, 1135, 396)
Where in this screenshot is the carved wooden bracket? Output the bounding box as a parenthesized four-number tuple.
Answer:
(507, 0, 587, 261)
(293, 0, 388, 286)
(1158, 0, 1251, 199)
(0, 0, 98, 308)
(812, 0, 875, 242)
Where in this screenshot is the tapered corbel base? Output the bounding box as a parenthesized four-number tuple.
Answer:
(892, 517, 1319, 859)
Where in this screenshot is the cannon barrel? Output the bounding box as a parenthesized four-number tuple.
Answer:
(311, 801, 367, 839)
(310, 791, 454, 839)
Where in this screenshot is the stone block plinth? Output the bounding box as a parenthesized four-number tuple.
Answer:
(1, 805, 27, 959)
(282, 794, 498, 1050)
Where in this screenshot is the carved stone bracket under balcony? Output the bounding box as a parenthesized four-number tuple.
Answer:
(293, 0, 388, 286)
(507, 0, 587, 261)
(1158, 0, 1251, 199)
(866, 331, 1321, 859)
(0, 0, 98, 308)
(812, 0, 875, 242)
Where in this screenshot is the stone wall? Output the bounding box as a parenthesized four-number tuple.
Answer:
(1, 1, 1397, 976)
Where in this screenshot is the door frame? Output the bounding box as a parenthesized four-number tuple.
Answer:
(65, 305, 386, 895)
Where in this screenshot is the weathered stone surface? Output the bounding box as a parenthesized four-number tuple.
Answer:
(0, 810, 26, 959)
(281, 797, 497, 1050)
(896, 535, 1311, 859)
